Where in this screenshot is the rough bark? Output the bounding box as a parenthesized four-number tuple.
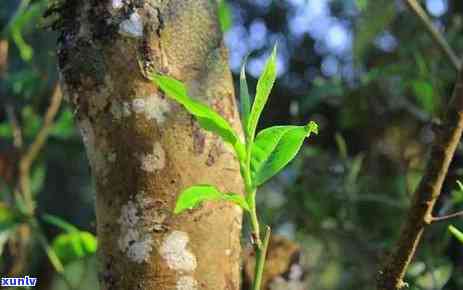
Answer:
(55, 1, 243, 289)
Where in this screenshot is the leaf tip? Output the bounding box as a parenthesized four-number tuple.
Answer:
(305, 121, 319, 136)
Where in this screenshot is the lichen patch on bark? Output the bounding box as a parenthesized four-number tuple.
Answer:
(111, 0, 124, 10)
(118, 192, 157, 264)
(132, 95, 171, 124)
(160, 230, 197, 272)
(176, 276, 198, 290)
(111, 100, 132, 120)
(139, 142, 166, 172)
(119, 11, 144, 38)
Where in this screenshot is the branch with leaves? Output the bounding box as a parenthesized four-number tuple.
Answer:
(376, 66, 463, 290)
(152, 46, 318, 290)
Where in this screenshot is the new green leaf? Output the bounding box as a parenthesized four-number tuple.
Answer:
(247, 45, 277, 140)
(449, 225, 463, 244)
(218, 0, 232, 33)
(174, 185, 249, 214)
(251, 121, 318, 186)
(240, 60, 251, 136)
(51, 231, 98, 265)
(152, 74, 245, 162)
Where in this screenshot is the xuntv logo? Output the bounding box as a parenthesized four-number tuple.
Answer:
(1, 276, 37, 287)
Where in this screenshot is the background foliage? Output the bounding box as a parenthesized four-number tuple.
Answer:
(1, 0, 463, 289)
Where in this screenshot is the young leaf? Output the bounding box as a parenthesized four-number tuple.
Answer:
(218, 0, 232, 33)
(247, 45, 277, 140)
(174, 185, 249, 214)
(240, 60, 251, 135)
(449, 225, 463, 244)
(251, 121, 318, 186)
(51, 231, 98, 266)
(152, 74, 246, 162)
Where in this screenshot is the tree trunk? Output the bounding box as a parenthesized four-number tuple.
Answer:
(56, 1, 243, 289)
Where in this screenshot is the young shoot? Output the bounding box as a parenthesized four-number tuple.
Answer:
(151, 45, 318, 290)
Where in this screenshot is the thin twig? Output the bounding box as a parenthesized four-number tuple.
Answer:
(431, 211, 463, 223)
(376, 67, 463, 290)
(405, 0, 461, 70)
(19, 85, 62, 213)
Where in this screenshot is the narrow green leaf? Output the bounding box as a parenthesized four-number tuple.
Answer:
(457, 180, 463, 191)
(174, 185, 249, 214)
(240, 60, 251, 136)
(251, 121, 318, 186)
(449, 225, 463, 244)
(151, 74, 246, 162)
(42, 213, 79, 233)
(218, 0, 232, 33)
(247, 45, 278, 140)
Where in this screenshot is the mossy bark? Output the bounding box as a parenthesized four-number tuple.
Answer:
(56, 1, 243, 289)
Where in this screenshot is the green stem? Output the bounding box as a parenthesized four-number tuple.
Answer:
(252, 225, 271, 290)
(248, 190, 261, 248)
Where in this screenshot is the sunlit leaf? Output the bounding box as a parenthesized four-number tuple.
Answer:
(151, 74, 246, 162)
(174, 185, 249, 214)
(247, 45, 277, 140)
(251, 121, 318, 186)
(51, 108, 76, 139)
(240, 59, 251, 137)
(411, 79, 434, 114)
(218, 0, 232, 33)
(449, 225, 463, 244)
(416, 263, 452, 289)
(51, 231, 98, 265)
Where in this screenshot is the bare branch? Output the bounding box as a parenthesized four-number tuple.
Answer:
(19, 85, 63, 212)
(405, 0, 461, 70)
(431, 211, 463, 223)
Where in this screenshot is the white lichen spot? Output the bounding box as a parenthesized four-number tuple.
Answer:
(78, 118, 95, 150)
(112, 0, 124, 9)
(118, 193, 154, 263)
(160, 231, 197, 272)
(119, 12, 143, 38)
(132, 96, 170, 124)
(111, 101, 132, 120)
(77, 119, 109, 183)
(126, 237, 153, 264)
(176, 276, 198, 290)
(132, 98, 145, 113)
(139, 142, 166, 172)
(225, 249, 231, 256)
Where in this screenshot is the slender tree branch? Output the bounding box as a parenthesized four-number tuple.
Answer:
(431, 210, 463, 223)
(404, 0, 461, 70)
(0, 39, 8, 76)
(19, 85, 62, 213)
(376, 67, 463, 290)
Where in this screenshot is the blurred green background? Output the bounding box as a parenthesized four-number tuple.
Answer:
(1, 0, 463, 289)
